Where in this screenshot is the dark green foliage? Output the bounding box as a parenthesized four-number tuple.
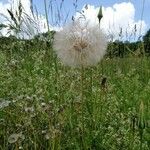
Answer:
(1, 29, 150, 58)
(107, 40, 149, 58)
(0, 31, 55, 52)
(0, 29, 150, 149)
(143, 29, 150, 55)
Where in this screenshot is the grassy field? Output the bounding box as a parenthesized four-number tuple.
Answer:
(0, 46, 150, 149)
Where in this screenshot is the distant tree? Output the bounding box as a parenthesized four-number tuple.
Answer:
(143, 29, 150, 55)
(33, 31, 56, 48)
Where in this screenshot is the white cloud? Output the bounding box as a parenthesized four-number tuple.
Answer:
(75, 2, 147, 41)
(0, 1, 11, 24)
(0, 1, 147, 40)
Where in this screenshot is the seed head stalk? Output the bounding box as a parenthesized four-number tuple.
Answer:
(81, 64, 85, 148)
(44, 0, 50, 32)
(97, 6, 104, 76)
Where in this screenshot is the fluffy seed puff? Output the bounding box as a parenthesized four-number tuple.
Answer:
(53, 20, 107, 67)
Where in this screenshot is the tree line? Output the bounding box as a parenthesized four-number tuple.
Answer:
(0, 29, 150, 58)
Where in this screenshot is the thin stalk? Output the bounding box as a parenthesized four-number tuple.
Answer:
(81, 65, 85, 149)
(89, 68, 96, 131)
(54, 55, 59, 104)
(44, 0, 50, 32)
(98, 23, 104, 76)
(139, 129, 143, 150)
(81, 65, 84, 129)
(53, 55, 59, 150)
(90, 68, 93, 113)
(139, 0, 146, 57)
(139, 0, 145, 38)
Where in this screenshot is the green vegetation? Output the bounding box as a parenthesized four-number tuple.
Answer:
(0, 0, 150, 149)
(0, 35, 150, 149)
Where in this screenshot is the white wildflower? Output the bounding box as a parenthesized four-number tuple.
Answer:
(8, 132, 25, 144)
(40, 102, 49, 111)
(8, 134, 19, 144)
(42, 130, 47, 134)
(45, 133, 50, 140)
(0, 100, 11, 109)
(53, 20, 107, 67)
(24, 106, 34, 113)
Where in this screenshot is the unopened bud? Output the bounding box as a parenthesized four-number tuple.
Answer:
(97, 6, 103, 24)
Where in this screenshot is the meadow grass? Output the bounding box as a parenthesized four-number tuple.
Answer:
(0, 45, 149, 149)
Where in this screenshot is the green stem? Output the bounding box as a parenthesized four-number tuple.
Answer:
(44, 0, 50, 32)
(81, 65, 84, 128)
(90, 68, 93, 97)
(140, 129, 143, 150)
(54, 55, 59, 105)
(81, 65, 85, 149)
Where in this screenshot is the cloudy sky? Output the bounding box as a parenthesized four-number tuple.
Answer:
(0, 0, 149, 40)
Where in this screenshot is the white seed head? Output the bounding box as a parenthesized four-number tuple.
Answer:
(53, 20, 107, 67)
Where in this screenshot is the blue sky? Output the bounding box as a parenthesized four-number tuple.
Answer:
(31, 0, 150, 27)
(0, 0, 149, 25)
(0, 0, 149, 40)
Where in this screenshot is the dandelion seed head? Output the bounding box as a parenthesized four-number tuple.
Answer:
(53, 20, 107, 67)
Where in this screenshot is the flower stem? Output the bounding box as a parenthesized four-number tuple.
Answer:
(81, 65, 84, 127)
(81, 65, 85, 148)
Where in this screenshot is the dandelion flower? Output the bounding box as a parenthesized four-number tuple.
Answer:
(53, 20, 107, 67)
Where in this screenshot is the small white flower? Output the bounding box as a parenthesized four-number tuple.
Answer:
(53, 20, 107, 67)
(0, 100, 11, 109)
(45, 133, 50, 140)
(41, 102, 46, 107)
(8, 134, 19, 144)
(42, 130, 47, 134)
(24, 106, 34, 113)
(40, 102, 49, 111)
(8, 133, 25, 144)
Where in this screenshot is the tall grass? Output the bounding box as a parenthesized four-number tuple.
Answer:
(0, 38, 150, 149)
(0, 0, 150, 149)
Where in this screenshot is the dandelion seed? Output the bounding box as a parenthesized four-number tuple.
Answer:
(53, 19, 107, 67)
